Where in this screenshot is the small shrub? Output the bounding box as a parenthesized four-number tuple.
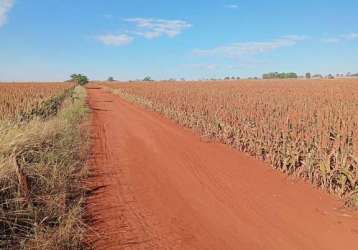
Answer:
(70, 74, 89, 86)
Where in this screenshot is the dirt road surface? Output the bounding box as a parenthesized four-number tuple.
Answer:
(86, 86, 358, 250)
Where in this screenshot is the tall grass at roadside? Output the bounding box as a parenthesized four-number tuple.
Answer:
(0, 86, 89, 249)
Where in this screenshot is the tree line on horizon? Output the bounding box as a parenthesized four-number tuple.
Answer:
(261, 72, 358, 80)
(262, 72, 298, 79)
(67, 72, 358, 83)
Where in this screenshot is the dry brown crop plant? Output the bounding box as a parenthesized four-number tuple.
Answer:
(0, 83, 73, 121)
(106, 79, 358, 205)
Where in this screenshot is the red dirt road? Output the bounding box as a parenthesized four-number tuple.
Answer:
(86, 86, 358, 250)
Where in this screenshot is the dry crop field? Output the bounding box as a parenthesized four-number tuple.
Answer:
(0, 83, 73, 121)
(106, 79, 358, 204)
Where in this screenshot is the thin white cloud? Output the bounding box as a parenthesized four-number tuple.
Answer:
(193, 35, 307, 58)
(341, 33, 358, 41)
(125, 18, 192, 39)
(0, 0, 14, 28)
(224, 4, 239, 9)
(97, 34, 134, 46)
(97, 17, 191, 46)
(322, 33, 358, 43)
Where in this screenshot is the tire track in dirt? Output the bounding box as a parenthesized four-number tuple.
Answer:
(85, 86, 358, 250)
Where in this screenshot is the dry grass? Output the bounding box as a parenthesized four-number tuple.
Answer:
(0, 86, 89, 249)
(105, 79, 358, 206)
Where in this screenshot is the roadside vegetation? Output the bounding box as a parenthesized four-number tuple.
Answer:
(0, 83, 89, 249)
(105, 79, 358, 206)
(70, 74, 89, 86)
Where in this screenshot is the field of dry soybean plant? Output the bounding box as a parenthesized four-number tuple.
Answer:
(106, 79, 358, 205)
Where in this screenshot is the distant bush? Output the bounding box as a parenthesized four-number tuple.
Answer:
(143, 76, 153, 81)
(107, 77, 115, 82)
(70, 74, 89, 86)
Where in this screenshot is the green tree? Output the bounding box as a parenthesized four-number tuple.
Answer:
(305, 72, 311, 79)
(143, 76, 153, 81)
(70, 74, 89, 86)
(107, 77, 115, 81)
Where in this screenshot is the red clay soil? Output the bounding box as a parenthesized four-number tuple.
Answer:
(85, 86, 358, 250)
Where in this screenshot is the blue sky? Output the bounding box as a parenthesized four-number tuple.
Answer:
(0, 0, 358, 81)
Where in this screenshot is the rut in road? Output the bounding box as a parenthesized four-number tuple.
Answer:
(85, 86, 358, 250)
